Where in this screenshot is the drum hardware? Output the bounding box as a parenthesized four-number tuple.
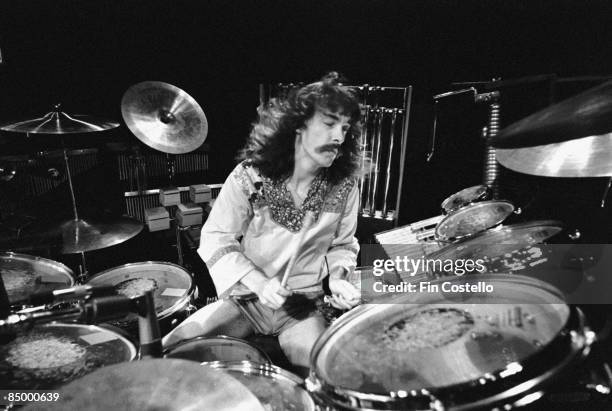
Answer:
(123, 184, 221, 223)
(121, 81, 208, 156)
(164, 336, 271, 365)
(433, 199, 515, 243)
(440, 185, 491, 214)
(1, 323, 137, 393)
(0, 105, 142, 265)
(209, 361, 317, 411)
(307, 274, 595, 411)
(84, 261, 196, 339)
(1, 290, 163, 359)
(20, 359, 265, 411)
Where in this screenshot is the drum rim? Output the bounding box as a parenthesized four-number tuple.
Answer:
(435, 200, 515, 242)
(441, 185, 491, 214)
(14, 321, 139, 361)
(208, 361, 316, 410)
(85, 261, 195, 320)
(163, 335, 272, 365)
(429, 219, 565, 262)
(0, 251, 75, 280)
(307, 274, 590, 410)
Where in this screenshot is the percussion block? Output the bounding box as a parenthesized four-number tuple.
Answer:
(145, 207, 170, 231)
(189, 184, 212, 203)
(159, 186, 181, 206)
(176, 203, 203, 227)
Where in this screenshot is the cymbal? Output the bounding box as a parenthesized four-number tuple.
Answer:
(491, 80, 612, 148)
(22, 359, 264, 411)
(496, 133, 612, 177)
(121, 81, 208, 154)
(24, 217, 143, 254)
(1, 106, 119, 134)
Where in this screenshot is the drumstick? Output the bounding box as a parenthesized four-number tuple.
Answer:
(280, 211, 314, 288)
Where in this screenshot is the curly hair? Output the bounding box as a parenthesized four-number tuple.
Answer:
(239, 72, 363, 184)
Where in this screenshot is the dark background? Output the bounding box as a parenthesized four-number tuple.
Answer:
(1, 0, 611, 242)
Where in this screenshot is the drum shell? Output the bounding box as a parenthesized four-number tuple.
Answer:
(435, 200, 515, 243)
(1, 322, 137, 390)
(84, 261, 196, 337)
(0, 252, 75, 308)
(208, 361, 317, 411)
(164, 335, 271, 365)
(307, 275, 593, 411)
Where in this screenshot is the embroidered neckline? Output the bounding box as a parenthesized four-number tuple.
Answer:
(263, 172, 328, 232)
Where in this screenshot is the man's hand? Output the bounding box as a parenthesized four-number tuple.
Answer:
(328, 278, 360, 310)
(257, 276, 292, 309)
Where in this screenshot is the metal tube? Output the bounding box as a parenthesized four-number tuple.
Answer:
(382, 109, 398, 218)
(62, 145, 79, 221)
(394, 86, 413, 226)
(358, 105, 370, 212)
(368, 108, 384, 216)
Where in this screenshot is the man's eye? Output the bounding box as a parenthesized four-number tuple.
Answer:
(324, 122, 334, 127)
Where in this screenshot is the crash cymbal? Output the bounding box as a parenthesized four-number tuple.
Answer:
(22, 217, 144, 254)
(0, 105, 119, 134)
(496, 133, 612, 177)
(22, 359, 264, 411)
(491, 80, 612, 148)
(121, 81, 208, 154)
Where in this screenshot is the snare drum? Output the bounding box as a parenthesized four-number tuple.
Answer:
(0, 252, 75, 307)
(0, 323, 137, 389)
(307, 274, 593, 410)
(441, 185, 491, 214)
(209, 361, 316, 411)
(435, 200, 515, 242)
(164, 335, 271, 365)
(84, 262, 195, 336)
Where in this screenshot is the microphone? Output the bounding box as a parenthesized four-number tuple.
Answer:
(15, 284, 117, 306)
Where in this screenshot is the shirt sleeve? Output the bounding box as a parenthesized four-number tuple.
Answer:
(326, 181, 360, 280)
(197, 165, 259, 297)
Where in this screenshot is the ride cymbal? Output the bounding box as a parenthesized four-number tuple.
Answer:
(491, 80, 612, 148)
(121, 81, 208, 154)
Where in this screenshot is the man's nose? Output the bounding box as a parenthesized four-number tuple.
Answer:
(331, 125, 345, 144)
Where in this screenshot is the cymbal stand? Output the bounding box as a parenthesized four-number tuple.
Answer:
(166, 153, 177, 184)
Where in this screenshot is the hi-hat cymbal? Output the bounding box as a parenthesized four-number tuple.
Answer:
(491, 80, 612, 148)
(121, 81, 208, 154)
(23, 359, 264, 411)
(496, 133, 612, 177)
(23, 217, 143, 254)
(1, 106, 119, 134)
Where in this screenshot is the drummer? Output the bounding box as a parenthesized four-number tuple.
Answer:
(163, 72, 362, 374)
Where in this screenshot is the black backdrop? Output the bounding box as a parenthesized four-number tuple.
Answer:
(1, 0, 612, 240)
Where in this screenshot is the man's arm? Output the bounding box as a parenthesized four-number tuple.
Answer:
(326, 182, 361, 308)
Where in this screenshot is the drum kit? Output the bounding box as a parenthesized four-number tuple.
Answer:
(1, 78, 612, 410)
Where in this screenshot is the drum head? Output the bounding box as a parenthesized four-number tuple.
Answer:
(210, 362, 315, 411)
(435, 200, 514, 242)
(0, 323, 136, 389)
(1, 252, 74, 305)
(441, 185, 490, 214)
(164, 336, 270, 365)
(312, 275, 570, 395)
(85, 262, 193, 320)
(430, 220, 564, 274)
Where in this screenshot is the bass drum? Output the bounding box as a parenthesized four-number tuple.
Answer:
(209, 361, 316, 411)
(84, 262, 196, 337)
(0, 252, 75, 308)
(0, 323, 137, 390)
(164, 335, 271, 365)
(307, 274, 593, 410)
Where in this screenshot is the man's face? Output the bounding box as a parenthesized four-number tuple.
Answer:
(297, 109, 351, 169)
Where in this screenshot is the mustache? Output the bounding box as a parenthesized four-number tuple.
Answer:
(316, 144, 341, 153)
